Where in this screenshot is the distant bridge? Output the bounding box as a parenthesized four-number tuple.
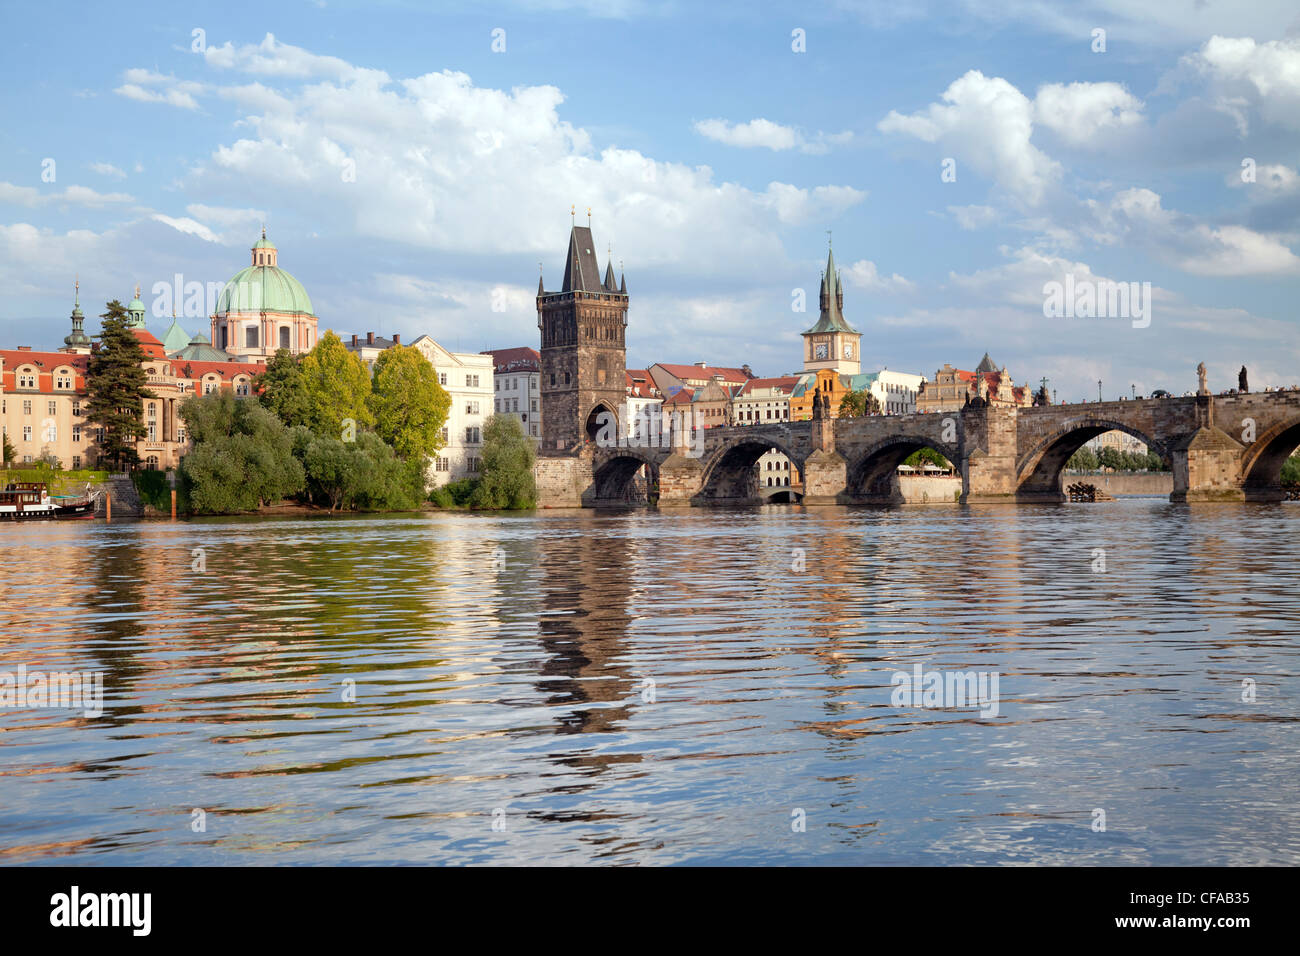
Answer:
(533, 391, 1300, 507)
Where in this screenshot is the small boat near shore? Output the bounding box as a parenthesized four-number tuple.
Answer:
(0, 481, 94, 520)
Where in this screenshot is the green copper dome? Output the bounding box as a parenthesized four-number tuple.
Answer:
(217, 263, 315, 315)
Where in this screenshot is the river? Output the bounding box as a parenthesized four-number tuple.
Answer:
(1, 500, 1297, 865)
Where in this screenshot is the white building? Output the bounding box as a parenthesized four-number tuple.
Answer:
(483, 347, 542, 441)
(860, 369, 926, 415)
(408, 335, 493, 486)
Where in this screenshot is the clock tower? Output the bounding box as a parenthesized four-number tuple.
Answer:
(802, 242, 861, 375)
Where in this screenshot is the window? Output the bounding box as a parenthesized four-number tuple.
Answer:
(22, 426, 31, 442)
(18, 373, 35, 389)
(495, 380, 501, 391)
(531, 399, 538, 413)
(467, 374, 480, 387)
(280, 326, 290, 350)
(494, 399, 500, 413)
(236, 381, 250, 397)
(440, 427, 449, 444)
(468, 457, 481, 473)
(564, 372, 571, 385)
(148, 424, 157, 441)
(204, 382, 216, 395)
(72, 400, 81, 416)
(72, 456, 81, 470)
(73, 425, 81, 443)
(245, 326, 259, 348)
(56, 373, 71, 389)
(48, 401, 57, 416)
(467, 401, 480, 415)
(438, 372, 447, 386)
(549, 373, 556, 387)
(465, 426, 480, 444)
(22, 400, 31, 415)
(178, 428, 186, 444)
(435, 457, 449, 472)
(148, 403, 157, 420)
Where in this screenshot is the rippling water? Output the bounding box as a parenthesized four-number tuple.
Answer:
(1, 500, 1298, 865)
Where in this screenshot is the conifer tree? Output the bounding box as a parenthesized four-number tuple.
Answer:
(85, 300, 150, 469)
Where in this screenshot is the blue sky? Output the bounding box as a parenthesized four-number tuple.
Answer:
(3, 0, 1299, 399)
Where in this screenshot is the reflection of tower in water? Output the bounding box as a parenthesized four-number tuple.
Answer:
(536, 522, 637, 738)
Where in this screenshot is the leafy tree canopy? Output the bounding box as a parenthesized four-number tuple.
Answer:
(256, 348, 312, 428)
(470, 414, 536, 510)
(179, 391, 304, 513)
(369, 345, 450, 462)
(299, 330, 374, 439)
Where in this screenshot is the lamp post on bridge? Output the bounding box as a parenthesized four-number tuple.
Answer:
(1098, 379, 1103, 403)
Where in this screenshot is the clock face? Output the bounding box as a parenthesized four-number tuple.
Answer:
(814, 343, 829, 360)
(843, 343, 853, 358)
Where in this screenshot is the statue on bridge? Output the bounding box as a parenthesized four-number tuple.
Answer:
(1239, 365, 1249, 394)
(1197, 362, 1209, 396)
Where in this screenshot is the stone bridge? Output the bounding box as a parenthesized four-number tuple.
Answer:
(532, 391, 1300, 507)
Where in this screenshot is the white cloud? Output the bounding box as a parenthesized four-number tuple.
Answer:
(89, 162, 127, 179)
(115, 83, 201, 110)
(1033, 82, 1144, 147)
(0, 182, 133, 207)
(151, 214, 221, 243)
(948, 204, 999, 230)
(694, 117, 853, 154)
(1184, 36, 1300, 130)
(203, 33, 389, 86)
(879, 70, 1061, 207)
(1227, 163, 1298, 192)
(841, 258, 913, 292)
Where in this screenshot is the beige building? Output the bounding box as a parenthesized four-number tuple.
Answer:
(3, 288, 256, 471)
(408, 335, 493, 486)
(917, 354, 1032, 413)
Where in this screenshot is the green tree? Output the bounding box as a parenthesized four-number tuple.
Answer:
(1098, 446, 1124, 471)
(299, 330, 374, 438)
(1281, 454, 1300, 485)
(1067, 447, 1099, 471)
(85, 300, 149, 469)
(903, 447, 951, 470)
(369, 344, 450, 461)
(2, 431, 15, 465)
(838, 388, 881, 418)
(179, 391, 305, 513)
(470, 414, 536, 509)
(257, 348, 312, 428)
(297, 430, 420, 511)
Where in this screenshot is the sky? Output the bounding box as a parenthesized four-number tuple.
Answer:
(2, 0, 1299, 401)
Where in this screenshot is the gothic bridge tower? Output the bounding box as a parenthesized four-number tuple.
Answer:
(537, 219, 628, 452)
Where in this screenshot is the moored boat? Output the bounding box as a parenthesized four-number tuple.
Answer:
(0, 481, 94, 520)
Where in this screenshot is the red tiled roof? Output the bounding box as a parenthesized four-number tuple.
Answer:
(661, 387, 695, 406)
(653, 363, 752, 383)
(481, 346, 540, 373)
(131, 328, 167, 359)
(0, 349, 89, 392)
(736, 375, 800, 396)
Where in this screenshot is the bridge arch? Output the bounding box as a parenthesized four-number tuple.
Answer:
(845, 435, 961, 503)
(1240, 414, 1300, 500)
(584, 401, 619, 443)
(698, 436, 807, 503)
(590, 448, 661, 506)
(1016, 417, 1167, 500)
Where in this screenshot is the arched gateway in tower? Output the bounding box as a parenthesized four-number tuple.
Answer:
(536, 221, 628, 452)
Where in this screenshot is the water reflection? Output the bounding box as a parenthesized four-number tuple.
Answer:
(1, 501, 1298, 864)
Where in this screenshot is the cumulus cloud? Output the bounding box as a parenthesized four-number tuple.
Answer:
(1185, 36, 1300, 129)
(841, 258, 913, 292)
(1032, 82, 1145, 147)
(89, 162, 127, 179)
(878, 70, 1061, 207)
(0, 182, 133, 207)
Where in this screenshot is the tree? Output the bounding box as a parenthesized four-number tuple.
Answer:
(839, 388, 881, 418)
(470, 414, 536, 509)
(299, 330, 374, 438)
(1098, 446, 1124, 472)
(85, 300, 149, 469)
(179, 391, 305, 513)
(903, 447, 951, 470)
(2, 431, 15, 466)
(257, 349, 312, 428)
(297, 430, 419, 511)
(1281, 454, 1300, 485)
(369, 345, 450, 462)
(1067, 447, 1099, 471)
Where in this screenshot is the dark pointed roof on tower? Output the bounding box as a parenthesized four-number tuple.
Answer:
(560, 225, 605, 293)
(802, 243, 858, 335)
(976, 352, 998, 374)
(603, 258, 617, 291)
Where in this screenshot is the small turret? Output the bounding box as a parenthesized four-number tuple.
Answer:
(62, 278, 92, 353)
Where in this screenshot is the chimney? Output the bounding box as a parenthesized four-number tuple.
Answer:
(351, 334, 358, 348)
(392, 333, 400, 345)
(16, 345, 32, 351)
(367, 331, 375, 345)
(694, 361, 707, 368)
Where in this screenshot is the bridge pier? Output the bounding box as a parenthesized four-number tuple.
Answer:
(1169, 426, 1247, 502)
(657, 451, 704, 507)
(803, 449, 846, 505)
(960, 406, 1029, 503)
